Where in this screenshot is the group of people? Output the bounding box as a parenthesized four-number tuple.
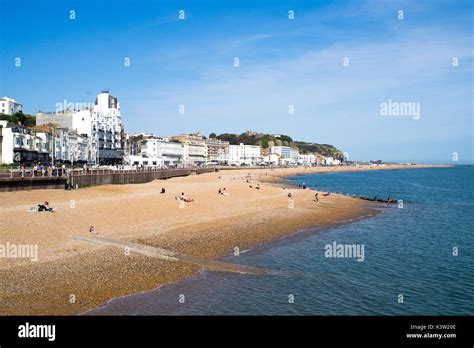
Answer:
(175, 192, 194, 202)
(249, 183, 260, 190)
(218, 188, 230, 195)
(159, 187, 193, 202)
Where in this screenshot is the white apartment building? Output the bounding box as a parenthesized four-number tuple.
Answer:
(141, 138, 185, 166)
(262, 154, 279, 165)
(0, 121, 49, 164)
(91, 91, 123, 164)
(36, 91, 124, 164)
(290, 148, 300, 164)
(270, 146, 291, 159)
(229, 143, 261, 166)
(170, 133, 208, 166)
(0, 97, 23, 115)
(323, 156, 341, 166)
(205, 138, 229, 163)
(183, 143, 207, 166)
(298, 154, 316, 166)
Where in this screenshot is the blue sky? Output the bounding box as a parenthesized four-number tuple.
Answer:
(0, 0, 472, 163)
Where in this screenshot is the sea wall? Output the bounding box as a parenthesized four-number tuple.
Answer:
(0, 168, 202, 192)
(70, 169, 192, 188)
(0, 177, 67, 192)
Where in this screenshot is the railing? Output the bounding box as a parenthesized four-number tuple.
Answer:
(0, 166, 218, 180)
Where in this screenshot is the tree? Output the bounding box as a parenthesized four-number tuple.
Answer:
(209, 132, 217, 139)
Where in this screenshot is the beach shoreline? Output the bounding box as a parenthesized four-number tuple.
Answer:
(0, 164, 444, 315)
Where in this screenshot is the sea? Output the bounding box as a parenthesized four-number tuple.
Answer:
(86, 166, 474, 315)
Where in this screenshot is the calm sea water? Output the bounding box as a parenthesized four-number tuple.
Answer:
(87, 166, 474, 315)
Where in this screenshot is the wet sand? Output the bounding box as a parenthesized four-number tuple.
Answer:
(0, 164, 441, 315)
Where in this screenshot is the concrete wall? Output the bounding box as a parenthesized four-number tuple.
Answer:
(0, 177, 67, 192)
(0, 168, 218, 192)
(70, 168, 191, 188)
(195, 167, 217, 175)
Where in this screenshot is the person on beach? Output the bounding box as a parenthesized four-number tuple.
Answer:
(176, 192, 194, 202)
(160, 187, 166, 194)
(256, 184, 260, 190)
(222, 188, 230, 195)
(38, 201, 54, 212)
(288, 192, 292, 198)
(302, 183, 306, 189)
(314, 193, 319, 203)
(218, 188, 222, 194)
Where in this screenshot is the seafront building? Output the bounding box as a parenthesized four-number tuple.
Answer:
(0, 120, 49, 164)
(290, 148, 300, 164)
(262, 154, 279, 165)
(204, 138, 229, 164)
(229, 143, 261, 166)
(298, 154, 316, 166)
(323, 156, 341, 166)
(139, 137, 184, 166)
(170, 133, 207, 166)
(92, 91, 124, 164)
(269, 146, 291, 159)
(0, 97, 23, 115)
(128, 133, 209, 167)
(268, 146, 300, 165)
(36, 90, 124, 164)
(1, 92, 343, 168)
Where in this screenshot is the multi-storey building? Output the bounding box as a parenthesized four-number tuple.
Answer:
(269, 146, 291, 159)
(91, 91, 124, 164)
(140, 138, 185, 166)
(170, 133, 207, 166)
(205, 138, 230, 163)
(0, 121, 49, 164)
(298, 154, 316, 166)
(0, 97, 23, 115)
(290, 148, 300, 164)
(229, 143, 261, 166)
(36, 91, 124, 164)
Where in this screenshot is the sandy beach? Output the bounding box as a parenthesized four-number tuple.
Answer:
(0, 164, 441, 315)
